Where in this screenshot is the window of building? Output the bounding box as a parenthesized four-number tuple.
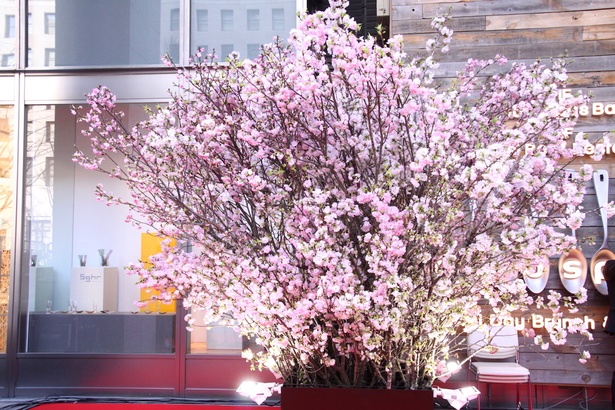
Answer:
(196, 9, 207, 31)
(170, 8, 179, 31)
(272, 8, 285, 31)
(44, 13, 55, 35)
(247, 9, 259, 31)
(28, 13, 32, 34)
(24, 104, 176, 354)
(4, 15, 14, 38)
(221, 10, 233, 32)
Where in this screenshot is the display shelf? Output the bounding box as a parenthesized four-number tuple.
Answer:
(27, 312, 175, 353)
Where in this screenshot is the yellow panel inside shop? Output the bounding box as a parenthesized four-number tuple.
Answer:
(140, 233, 176, 313)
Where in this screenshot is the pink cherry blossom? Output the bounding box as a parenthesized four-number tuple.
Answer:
(73, 0, 599, 391)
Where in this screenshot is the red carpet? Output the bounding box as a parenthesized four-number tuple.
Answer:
(35, 405, 280, 409)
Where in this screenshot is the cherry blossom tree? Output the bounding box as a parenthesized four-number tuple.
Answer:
(74, 1, 598, 390)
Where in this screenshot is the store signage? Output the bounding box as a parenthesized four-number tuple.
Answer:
(521, 89, 615, 158)
(523, 257, 549, 293)
(79, 272, 102, 283)
(558, 89, 615, 117)
(560, 259, 583, 280)
(591, 258, 610, 296)
(558, 256, 586, 294)
(481, 313, 605, 332)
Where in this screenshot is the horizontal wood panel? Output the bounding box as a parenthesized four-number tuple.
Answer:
(425, 72, 615, 92)
(423, 0, 615, 18)
(528, 369, 612, 386)
(392, 15, 485, 34)
(486, 10, 615, 31)
(584, 24, 615, 41)
(432, 55, 615, 78)
(403, 27, 583, 49)
(404, 40, 615, 63)
(394, 0, 468, 5)
(392, 5, 423, 20)
(567, 72, 615, 88)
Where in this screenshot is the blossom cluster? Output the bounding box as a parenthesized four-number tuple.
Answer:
(74, 0, 595, 389)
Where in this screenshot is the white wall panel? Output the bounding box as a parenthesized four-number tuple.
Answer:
(23, 72, 176, 104)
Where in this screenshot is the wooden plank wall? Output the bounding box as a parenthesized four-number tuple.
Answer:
(390, 1, 615, 407)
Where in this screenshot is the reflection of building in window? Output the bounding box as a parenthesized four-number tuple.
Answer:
(167, 42, 179, 62)
(247, 9, 259, 31)
(191, 1, 295, 64)
(44, 157, 53, 187)
(272, 8, 284, 31)
(170, 8, 179, 31)
(44, 13, 55, 35)
(44, 121, 54, 143)
(4, 15, 14, 38)
(25, 105, 56, 270)
(221, 10, 233, 31)
(1, 54, 13, 67)
(247, 44, 259, 60)
(44, 48, 54, 66)
(220, 44, 233, 59)
(196, 9, 208, 32)
(26, 1, 56, 67)
(25, 218, 52, 269)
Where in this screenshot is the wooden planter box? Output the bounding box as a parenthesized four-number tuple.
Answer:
(281, 386, 434, 410)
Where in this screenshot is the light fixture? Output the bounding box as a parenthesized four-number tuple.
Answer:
(434, 386, 481, 410)
(236, 381, 282, 405)
(435, 359, 461, 383)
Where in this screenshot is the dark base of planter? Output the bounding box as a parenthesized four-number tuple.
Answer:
(281, 387, 434, 410)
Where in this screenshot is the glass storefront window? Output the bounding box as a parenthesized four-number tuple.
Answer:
(24, 104, 175, 353)
(190, 0, 297, 61)
(0, 106, 13, 353)
(22, 103, 251, 355)
(187, 309, 260, 355)
(28, 0, 180, 67)
(0, 1, 16, 68)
